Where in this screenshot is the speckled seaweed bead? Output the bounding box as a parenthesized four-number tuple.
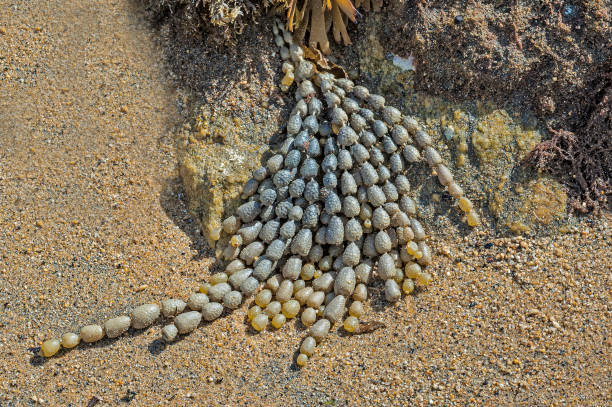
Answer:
(174, 311, 202, 334)
(104, 316, 131, 339)
(132, 304, 160, 329)
(323, 295, 346, 324)
(162, 324, 178, 342)
(161, 299, 187, 318)
(334, 267, 356, 296)
(326, 216, 344, 245)
(222, 289, 243, 310)
(81, 324, 104, 343)
(202, 302, 224, 321)
(188, 293, 209, 311)
(309, 318, 331, 342)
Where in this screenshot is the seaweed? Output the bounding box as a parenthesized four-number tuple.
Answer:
(141, 0, 278, 44)
(527, 72, 611, 213)
(287, 0, 358, 54)
(142, 0, 373, 53)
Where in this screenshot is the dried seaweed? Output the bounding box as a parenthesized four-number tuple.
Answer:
(144, 0, 371, 53)
(331, 0, 352, 46)
(527, 72, 612, 213)
(353, 320, 386, 335)
(142, 0, 283, 44)
(287, 0, 359, 54)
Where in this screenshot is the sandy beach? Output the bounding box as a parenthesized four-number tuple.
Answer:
(0, 1, 610, 405)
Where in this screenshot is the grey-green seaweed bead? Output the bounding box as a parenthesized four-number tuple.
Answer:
(402, 144, 420, 163)
(276, 279, 294, 302)
(131, 303, 160, 329)
(306, 291, 325, 308)
(229, 268, 253, 289)
(436, 164, 453, 186)
(377, 253, 396, 280)
(385, 279, 402, 302)
(301, 307, 317, 327)
(202, 302, 224, 321)
(355, 263, 372, 284)
(161, 299, 187, 318)
(309, 318, 331, 342)
(323, 295, 346, 324)
(312, 272, 335, 293)
(334, 267, 356, 296)
(174, 311, 202, 334)
(423, 146, 442, 166)
(342, 242, 361, 267)
(188, 293, 209, 311)
(375, 230, 392, 254)
(208, 282, 232, 302)
(240, 276, 259, 296)
(162, 324, 178, 342)
(300, 336, 317, 356)
(104, 315, 131, 339)
(223, 290, 243, 309)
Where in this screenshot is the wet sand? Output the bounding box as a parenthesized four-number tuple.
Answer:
(0, 1, 610, 406)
